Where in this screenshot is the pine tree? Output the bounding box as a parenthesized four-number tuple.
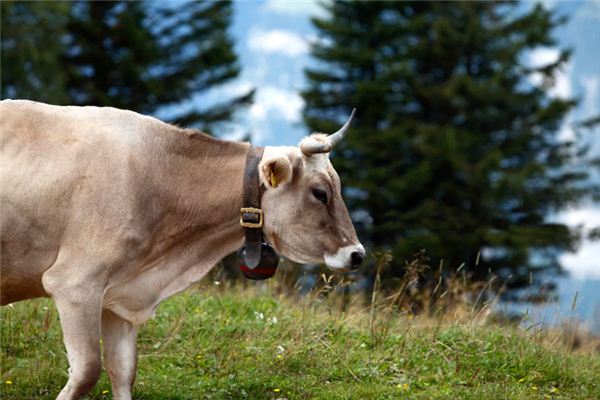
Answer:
(63, 0, 251, 130)
(303, 1, 596, 284)
(2, 1, 251, 131)
(1, 1, 70, 103)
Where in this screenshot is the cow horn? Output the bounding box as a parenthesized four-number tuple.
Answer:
(328, 108, 356, 147)
(300, 108, 356, 156)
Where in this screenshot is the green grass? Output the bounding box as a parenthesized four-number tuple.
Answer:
(1, 284, 599, 399)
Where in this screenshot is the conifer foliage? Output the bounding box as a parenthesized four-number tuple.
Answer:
(1, 1, 70, 103)
(303, 2, 596, 282)
(1, 0, 250, 130)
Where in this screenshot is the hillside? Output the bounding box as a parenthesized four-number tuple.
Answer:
(1, 284, 599, 399)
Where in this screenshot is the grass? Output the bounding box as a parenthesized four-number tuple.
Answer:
(1, 278, 599, 400)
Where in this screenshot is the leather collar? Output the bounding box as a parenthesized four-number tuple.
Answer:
(239, 146, 266, 269)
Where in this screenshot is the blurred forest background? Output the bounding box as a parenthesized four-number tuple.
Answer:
(1, 1, 599, 303)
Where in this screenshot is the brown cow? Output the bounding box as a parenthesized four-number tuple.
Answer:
(0, 99, 364, 400)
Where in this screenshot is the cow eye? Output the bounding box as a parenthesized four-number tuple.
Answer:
(312, 188, 328, 204)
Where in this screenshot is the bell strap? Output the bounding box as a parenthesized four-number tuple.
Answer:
(240, 146, 265, 269)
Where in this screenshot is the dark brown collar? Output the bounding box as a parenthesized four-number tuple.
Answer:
(239, 146, 265, 269)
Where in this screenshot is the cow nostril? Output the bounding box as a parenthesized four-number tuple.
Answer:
(350, 251, 364, 268)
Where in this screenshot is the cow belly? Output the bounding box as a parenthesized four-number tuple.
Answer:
(0, 275, 48, 305)
(0, 203, 60, 304)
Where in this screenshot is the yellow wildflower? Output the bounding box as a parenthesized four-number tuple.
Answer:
(518, 378, 525, 383)
(273, 388, 281, 393)
(102, 390, 109, 394)
(5, 380, 12, 385)
(277, 354, 283, 360)
(532, 386, 538, 391)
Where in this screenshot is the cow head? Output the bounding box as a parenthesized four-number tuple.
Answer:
(258, 110, 365, 271)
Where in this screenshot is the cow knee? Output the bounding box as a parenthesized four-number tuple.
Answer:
(70, 359, 101, 393)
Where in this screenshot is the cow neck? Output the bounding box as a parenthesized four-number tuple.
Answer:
(240, 146, 266, 269)
(153, 132, 249, 255)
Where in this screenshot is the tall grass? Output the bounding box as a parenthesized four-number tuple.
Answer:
(1, 254, 599, 399)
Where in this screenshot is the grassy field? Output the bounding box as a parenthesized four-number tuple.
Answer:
(1, 281, 599, 400)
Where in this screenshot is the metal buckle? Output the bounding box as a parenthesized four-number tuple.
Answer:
(240, 207, 263, 228)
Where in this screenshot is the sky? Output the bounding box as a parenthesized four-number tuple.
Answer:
(220, 0, 599, 277)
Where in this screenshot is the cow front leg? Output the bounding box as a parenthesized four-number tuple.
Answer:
(102, 309, 138, 400)
(52, 292, 103, 400)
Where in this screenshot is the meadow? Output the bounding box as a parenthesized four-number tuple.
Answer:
(1, 269, 599, 400)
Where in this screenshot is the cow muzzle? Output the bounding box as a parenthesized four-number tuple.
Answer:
(324, 244, 366, 271)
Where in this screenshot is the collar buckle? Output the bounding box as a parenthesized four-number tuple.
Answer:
(240, 207, 263, 228)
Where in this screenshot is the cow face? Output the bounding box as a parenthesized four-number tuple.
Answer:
(258, 140, 365, 271)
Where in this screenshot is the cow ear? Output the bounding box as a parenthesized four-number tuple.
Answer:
(259, 155, 293, 189)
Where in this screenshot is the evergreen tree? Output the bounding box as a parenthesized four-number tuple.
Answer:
(2, 1, 251, 130)
(1, 1, 70, 103)
(303, 1, 596, 284)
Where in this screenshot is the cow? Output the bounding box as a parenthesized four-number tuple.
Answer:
(0, 99, 365, 400)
